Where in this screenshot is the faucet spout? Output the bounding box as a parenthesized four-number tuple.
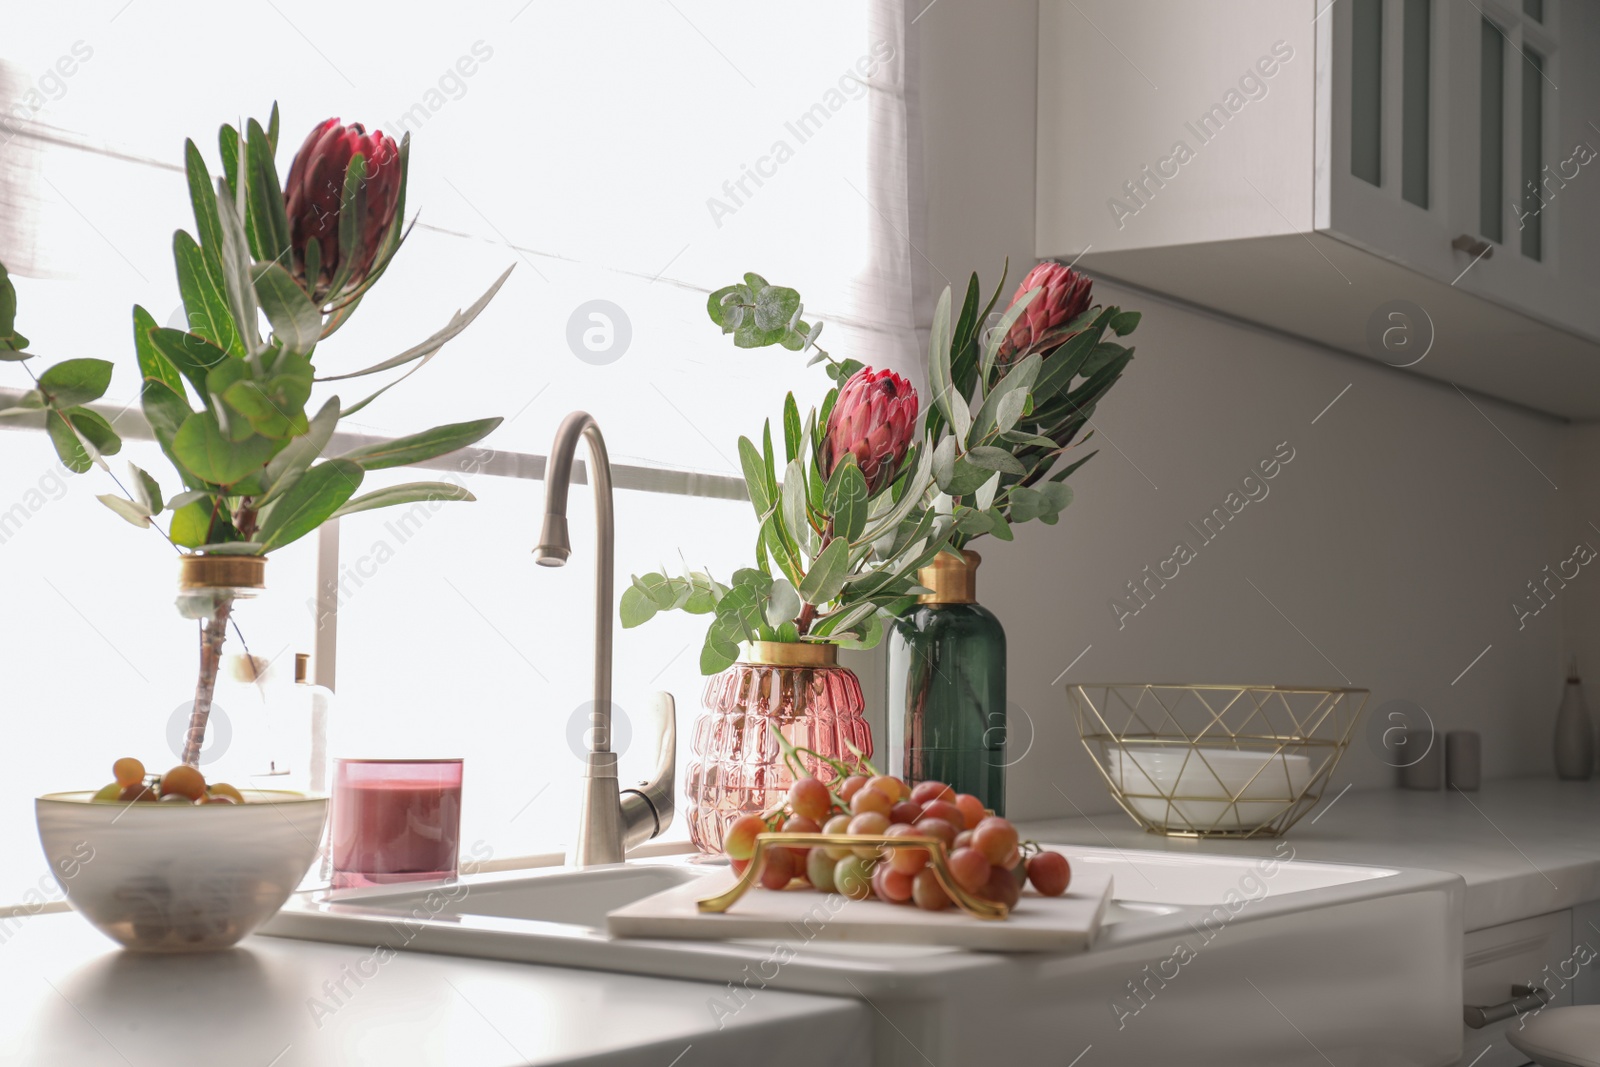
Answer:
(534, 411, 613, 743)
(534, 411, 673, 866)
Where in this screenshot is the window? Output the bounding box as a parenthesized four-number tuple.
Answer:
(0, 1, 916, 902)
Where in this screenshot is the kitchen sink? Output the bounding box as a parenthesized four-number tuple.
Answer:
(263, 846, 1463, 1066)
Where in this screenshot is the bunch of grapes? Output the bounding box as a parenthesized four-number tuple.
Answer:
(89, 758, 245, 806)
(721, 767, 1071, 912)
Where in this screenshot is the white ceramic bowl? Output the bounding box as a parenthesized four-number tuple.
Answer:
(35, 790, 327, 952)
(1104, 745, 1312, 832)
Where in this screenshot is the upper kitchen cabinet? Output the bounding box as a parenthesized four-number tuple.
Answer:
(1037, 0, 1600, 418)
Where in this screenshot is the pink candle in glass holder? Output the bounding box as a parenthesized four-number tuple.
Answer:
(331, 759, 463, 888)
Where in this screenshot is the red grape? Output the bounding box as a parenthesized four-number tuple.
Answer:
(759, 847, 795, 890)
(1027, 852, 1071, 896)
(788, 778, 833, 823)
(972, 817, 1019, 866)
(912, 868, 951, 911)
(910, 780, 956, 805)
(821, 815, 854, 859)
(889, 801, 923, 825)
(912, 816, 957, 850)
(731, 857, 750, 875)
(839, 775, 870, 802)
(724, 814, 769, 860)
(953, 829, 974, 851)
(849, 788, 893, 817)
(872, 864, 915, 903)
(947, 847, 992, 894)
(954, 794, 986, 830)
(978, 864, 1021, 908)
(884, 823, 930, 876)
(920, 799, 964, 829)
(847, 812, 890, 858)
(867, 775, 909, 802)
(783, 815, 820, 861)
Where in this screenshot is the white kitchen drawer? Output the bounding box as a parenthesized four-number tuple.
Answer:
(1457, 910, 1574, 1067)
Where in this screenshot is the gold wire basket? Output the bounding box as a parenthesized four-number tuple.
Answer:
(1068, 683, 1369, 838)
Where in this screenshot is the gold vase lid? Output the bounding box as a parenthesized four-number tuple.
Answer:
(178, 553, 266, 591)
(740, 641, 838, 667)
(917, 549, 980, 605)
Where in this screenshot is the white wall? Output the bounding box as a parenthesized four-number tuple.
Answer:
(916, 0, 1574, 821)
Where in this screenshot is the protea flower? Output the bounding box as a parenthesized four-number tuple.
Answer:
(821, 367, 919, 497)
(997, 260, 1093, 362)
(284, 118, 403, 304)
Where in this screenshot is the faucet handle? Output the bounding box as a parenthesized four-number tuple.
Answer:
(619, 691, 676, 849)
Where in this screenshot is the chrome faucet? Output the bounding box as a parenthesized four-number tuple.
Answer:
(534, 411, 675, 867)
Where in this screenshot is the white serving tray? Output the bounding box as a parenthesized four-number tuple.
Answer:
(607, 862, 1113, 953)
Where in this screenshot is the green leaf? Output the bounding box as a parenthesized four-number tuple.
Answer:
(141, 378, 195, 483)
(38, 359, 113, 407)
(752, 285, 800, 331)
(64, 407, 120, 457)
(700, 629, 740, 675)
(244, 118, 291, 267)
(797, 537, 850, 606)
(932, 434, 957, 491)
(337, 417, 502, 471)
(173, 230, 243, 357)
(168, 499, 213, 548)
(1032, 309, 1112, 403)
(332, 153, 367, 297)
(172, 410, 277, 486)
(97, 494, 151, 528)
(782, 393, 802, 466)
(824, 456, 869, 543)
(1008, 483, 1074, 523)
(0, 261, 28, 351)
(706, 285, 750, 332)
(781, 455, 813, 556)
(318, 265, 514, 381)
(1109, 310, 1142, 336)
(129, 464, 163, 515)
(965, 445, 1027, 475)
(974, 470, 1000, 512)
(986, 508, 1015, 541)
(620, 583, 658, 628)
(742, 272, 769, 290)
(258, 459, 363, 551)
(943, 385, 971, 443)
(945, 457, 998, 496)
(971, 352, 1040, 439)
(132, 306, 185, 396)
(927, 286, 954, 425)
(252, 261, 322, 355)
(213, 174, 260, 356)
(46, 411, 91, 473)
(1081, 341, 1130, 378)
(330, 481, 475, 518)
(149, 327, 229, 402)
(764, 577, 801, 628)
(166, 489, 211, 512)
(204, 357, 254, 440)
(738, 435, 771, 519)
(262, 396, 337, 505)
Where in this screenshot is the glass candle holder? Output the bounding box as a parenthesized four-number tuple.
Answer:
(331, 759, 463, 889)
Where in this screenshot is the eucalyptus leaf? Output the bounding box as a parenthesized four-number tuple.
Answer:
(620, 583, 658, 628)
(965, 446, 1027, 475)
(149, 327, 229, 403)
(931, 434, 957, 492)
(129, 464, 164, 514)
(974, 471, 1000, 512)
(1109, 310, 1142, 336)
(172, 410, 277, 486)
(261, 396, 339, 503)
(97, 494, 151, 528)
(764, 577, 801, 628)
(45, 410, 91, 473)
(38, 359, 113, 407)
(928, 286, 954, 426)
(64, 407, 120, 458)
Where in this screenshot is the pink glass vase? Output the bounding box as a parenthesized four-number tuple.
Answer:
(685, 641, 872, 853)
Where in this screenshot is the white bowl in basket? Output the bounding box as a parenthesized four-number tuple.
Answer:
(1104, 745, 1313, 833)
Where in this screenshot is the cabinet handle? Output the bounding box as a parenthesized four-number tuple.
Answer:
(1463, 984, 1553, 1028)
(1451, 234, 1495, 260)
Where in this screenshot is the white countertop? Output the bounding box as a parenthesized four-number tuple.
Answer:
(1018, 775, 1600, 930)
(0, 911, 870, 1067)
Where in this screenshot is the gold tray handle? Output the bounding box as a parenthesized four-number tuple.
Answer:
(695, 832, 1010, 920)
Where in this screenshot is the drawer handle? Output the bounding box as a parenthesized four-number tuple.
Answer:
(1463, 984, 1553, 1029)
(1451, 234, 1495, 260)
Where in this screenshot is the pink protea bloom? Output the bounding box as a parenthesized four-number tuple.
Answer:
(998, 260, 1094, 362)
(821, 367, 920, 497)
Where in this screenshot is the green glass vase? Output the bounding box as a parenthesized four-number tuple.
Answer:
(888, 550, 1006, 813)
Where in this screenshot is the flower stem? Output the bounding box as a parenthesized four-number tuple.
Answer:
(181, 595, 234, 767)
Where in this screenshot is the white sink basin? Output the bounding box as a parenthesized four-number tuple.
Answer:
(263, 846, 1463, 1066)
